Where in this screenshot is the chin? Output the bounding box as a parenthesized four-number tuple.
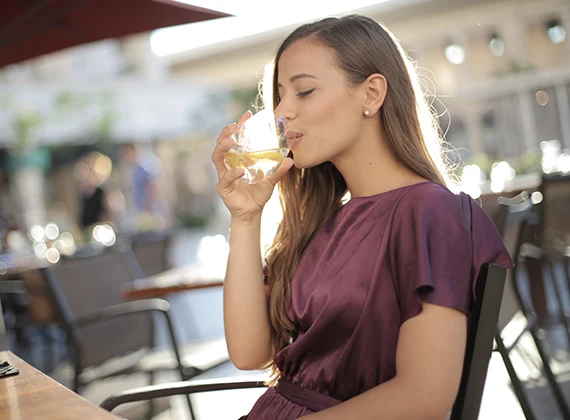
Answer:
(292, 155, 325, 170)
(290, 152, 307, 169)
(292, 158, 307, 169)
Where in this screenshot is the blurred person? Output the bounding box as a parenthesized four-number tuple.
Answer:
(121, 143, 171, 231)
(75, 152, 112, 230)
(212, 15, 513, 420)
(121, 143, 156, 215)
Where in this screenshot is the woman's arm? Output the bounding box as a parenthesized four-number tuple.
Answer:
(223, 215, 273, 370)
(211, 113, 293, 371)
(300, 302, 467, 420)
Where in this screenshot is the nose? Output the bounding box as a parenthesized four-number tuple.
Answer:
(274, 97, 295, 121)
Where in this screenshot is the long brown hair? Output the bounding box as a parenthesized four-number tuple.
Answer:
(263, 14, 454, 384)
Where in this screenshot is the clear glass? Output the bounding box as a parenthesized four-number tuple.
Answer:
(223, 109, 290, 184)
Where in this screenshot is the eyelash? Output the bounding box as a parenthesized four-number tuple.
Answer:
(296, 88, 315, 98)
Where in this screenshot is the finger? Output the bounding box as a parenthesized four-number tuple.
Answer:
(237, 110, 252, 126)
(212, 136, 237, 177)
(266, 157, 294, 187)
(217, 167, 245, 195)
(215, 123, 238, 145)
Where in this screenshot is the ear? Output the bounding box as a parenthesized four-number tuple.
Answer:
(362, 73, 387, 116)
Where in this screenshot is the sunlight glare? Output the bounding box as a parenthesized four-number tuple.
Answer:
(152, 1, 393, 57)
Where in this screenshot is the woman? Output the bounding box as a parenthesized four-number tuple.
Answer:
(212, 15, 512, 420)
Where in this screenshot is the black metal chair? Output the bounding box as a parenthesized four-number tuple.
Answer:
(492, 194, 570, 420)
(42, 248, 229, 420)
(537, 174, 570, 344)
(100, 263, 508, 420)
(127, 230, 172, 278)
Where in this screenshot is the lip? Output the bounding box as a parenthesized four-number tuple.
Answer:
(287, 131, 303, 149)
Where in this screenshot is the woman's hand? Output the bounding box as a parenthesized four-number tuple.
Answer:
(212, 111, 294, 222)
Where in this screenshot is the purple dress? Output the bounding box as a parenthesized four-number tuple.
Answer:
(246, 182, 513, 419)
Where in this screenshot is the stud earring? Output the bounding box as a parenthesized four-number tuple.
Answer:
(364, 109, 370, 116)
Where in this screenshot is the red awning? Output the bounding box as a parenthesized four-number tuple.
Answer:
(0, 0, 230, 68)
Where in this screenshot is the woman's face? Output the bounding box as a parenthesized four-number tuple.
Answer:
(275, 38, 366, 169)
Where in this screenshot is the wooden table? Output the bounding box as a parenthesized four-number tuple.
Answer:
(123, 264, 224, 300)
(0, 351, 123, 419)
(0, 256, 49, 350)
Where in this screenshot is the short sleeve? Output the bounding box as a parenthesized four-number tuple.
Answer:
(389, 184, 513, 324)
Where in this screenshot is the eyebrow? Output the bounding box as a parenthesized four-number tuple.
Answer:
(277, 73, 318, 87)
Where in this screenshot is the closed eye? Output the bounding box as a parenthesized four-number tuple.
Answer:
(296, 88, 315, 98)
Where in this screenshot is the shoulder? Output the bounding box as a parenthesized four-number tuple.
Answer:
(398, 181, 458, 202)
(393, 182, 469, 223)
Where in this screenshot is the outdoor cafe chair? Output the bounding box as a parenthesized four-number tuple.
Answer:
(126, 230, 172, 278)
(492, 195, 570, 420)
(100, 263, 508, 420)
(535, 173, 570, 343)
(41, 248, 229, 419)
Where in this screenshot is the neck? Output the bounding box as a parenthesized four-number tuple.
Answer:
(332, 122, 426, 198)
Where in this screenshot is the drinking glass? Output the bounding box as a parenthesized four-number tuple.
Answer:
(222, 109, 290, 184)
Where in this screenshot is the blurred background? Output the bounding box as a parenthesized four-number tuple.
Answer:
(1, 0, 570, 419)
(2, 0, 569, 247)
(1, 0, 569, 246)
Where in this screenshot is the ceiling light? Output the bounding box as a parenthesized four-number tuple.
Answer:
(547, 18, 566, 44)
(489, 32, 505, 56)
(445, 43, 465, 65)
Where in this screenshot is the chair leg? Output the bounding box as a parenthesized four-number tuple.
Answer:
(186, 394, 196, 420)
(562, 257, 570, 308)
(546, 259, 570, 347)
(494, 332, 537, 420)
(529, 327, 570, 420)
(159, 310, 196, 419)
(147, 371, 155, 420)
(73, 362, 81, 394)
(45, 326, 55, 373)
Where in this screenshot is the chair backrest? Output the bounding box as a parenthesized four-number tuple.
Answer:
(450, 263, 507, 420)
(128, 230, 171, 278)
(496, 198, 534, 330)
(43, 250, 153, 368)
(538, 173, 570, 256)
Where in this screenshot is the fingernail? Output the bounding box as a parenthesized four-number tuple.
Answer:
(233, 168, 244, 176)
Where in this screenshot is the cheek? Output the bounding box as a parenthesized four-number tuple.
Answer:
(312, 96, 360, 146)
(294, 91, 361, 167)
(314, 95, 346, 125)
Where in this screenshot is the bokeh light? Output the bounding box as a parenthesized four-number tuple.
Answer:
(547, 23, 566, 44)
(45, 223, 59, 240)
(555, 153, 570, 173)
(460, 164, 484, 199)
(46, 247, 61, 264)
(490, 161, 516, 193)
(531, 191, 543, 204)
(445, 44, 465, 65)
(30, 225, 45, 242)
(489, 35, 505, 56)
(55, 232, 77, 256)
(535, 90, 549, 106)
(92, 224, 116, 247)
